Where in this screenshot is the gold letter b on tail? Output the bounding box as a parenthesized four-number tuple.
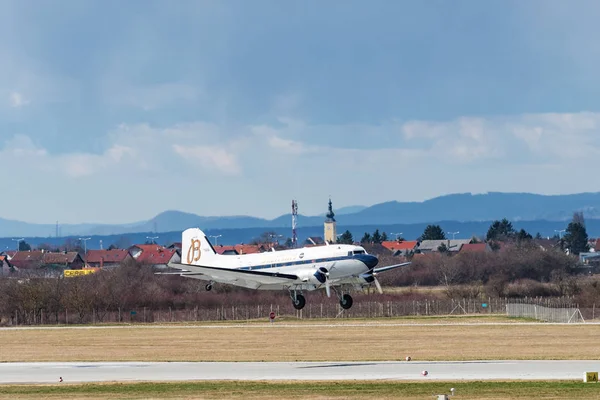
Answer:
(187, 239, 202, 263)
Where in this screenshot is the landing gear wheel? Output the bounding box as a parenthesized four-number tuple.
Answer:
(340, 294, 353, 309)
(292, 294, 306, 310)
(205, 284, 212, 291)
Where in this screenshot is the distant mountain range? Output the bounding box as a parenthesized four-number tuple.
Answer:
(2, 219, 599, 252)
(2, 192, 600, 239)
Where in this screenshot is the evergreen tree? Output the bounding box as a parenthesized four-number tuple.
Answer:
(573, 211, 585, 227)
(564, 213, 590, 255)
(486, 218, 515, 241)
(372, 229, 382, 244)
(381, 232, 388, 242)
(360, 232, 371, 244)
(535, 232, 542, 239)
(419, 225, 445, 241)
(516, 229, 532, 242)
(18, 240, 31, 251)
(337, 230, 354, 244)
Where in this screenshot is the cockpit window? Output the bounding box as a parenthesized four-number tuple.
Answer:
(353, 250, 365, 255)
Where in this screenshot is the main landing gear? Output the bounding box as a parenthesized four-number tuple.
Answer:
(205, 281, 215, 291)
(330, 285, 353, 310)
(339, 293, 353, 309)
(289, 290, 306, 310)
(288, 289, 353, 310)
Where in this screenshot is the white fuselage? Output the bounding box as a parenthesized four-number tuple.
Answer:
(199, 243, 375, 291)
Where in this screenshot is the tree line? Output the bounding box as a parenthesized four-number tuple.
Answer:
(336, 212, 592, 255)
(1, 243, 599, 326)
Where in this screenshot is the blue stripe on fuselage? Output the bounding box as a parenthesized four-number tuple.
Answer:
(237, 254, 357, 271)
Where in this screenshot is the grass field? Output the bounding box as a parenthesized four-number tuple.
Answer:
(1, 316, 599, 362)
(1, 381, 599, 399)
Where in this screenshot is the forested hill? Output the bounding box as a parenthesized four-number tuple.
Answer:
(2, 192, 600, 237)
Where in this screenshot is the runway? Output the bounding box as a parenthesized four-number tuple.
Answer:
(1, 361, 598, 383)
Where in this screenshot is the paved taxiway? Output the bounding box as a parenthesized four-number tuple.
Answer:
(1, 361, 598, 383)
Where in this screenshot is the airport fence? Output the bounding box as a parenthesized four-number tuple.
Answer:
(3, 296, 592, 326)
(506, 297, 586, 323)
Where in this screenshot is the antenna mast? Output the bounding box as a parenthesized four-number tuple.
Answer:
(291, 200, 298, 248)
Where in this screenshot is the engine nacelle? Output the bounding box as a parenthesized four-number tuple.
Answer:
(313, 267, 328, 283)
(359, 273, 375, 284)
(299, 267, 328, 286)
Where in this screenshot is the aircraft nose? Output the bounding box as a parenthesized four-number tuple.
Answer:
(355, 254, 378, 269)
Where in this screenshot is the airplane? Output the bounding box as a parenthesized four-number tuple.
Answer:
(162, 228, 411, 310)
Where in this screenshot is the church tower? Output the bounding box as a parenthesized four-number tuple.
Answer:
(324, 197, 337, 244)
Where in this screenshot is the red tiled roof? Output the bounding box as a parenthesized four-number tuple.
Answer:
(86, 249, 130, 263)
(460, 243, 487, 252)
(381, 241, 418, 251)
(133, 245, 177, 263)
(9, 251, 45, 269)
(43, 252, 81, 264)
(10, 251, 44, 262)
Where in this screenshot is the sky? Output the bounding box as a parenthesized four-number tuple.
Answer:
(2, 0, 600, 224)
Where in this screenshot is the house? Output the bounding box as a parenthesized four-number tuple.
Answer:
(532, 238, 561, 252)
(85, 249, 132, 268)
(359, 243, 390, 256)
(381, 240, 418, 256)
(417, 239, 471, 253)
(167, 242, 182, 250)
(43, 252, 85, 270)
(8, 251, 45, 269)
(459, 243, 492, 253)
(578, 252, 600, 274)
(7, 250, 83, 271)
(129, 245, 180, 269)
(580, 252, 600, 265)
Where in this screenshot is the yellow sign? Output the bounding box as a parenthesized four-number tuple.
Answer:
(187, 238, 202, 263)
(64, 269, 96, 277)
(584, 372, 598, 383)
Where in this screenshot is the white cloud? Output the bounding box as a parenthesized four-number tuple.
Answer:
(172, 144, 240, 175)
(2, 111, 600, 223)
(9, 91, 29, 108)
(2, 134, 46, 157)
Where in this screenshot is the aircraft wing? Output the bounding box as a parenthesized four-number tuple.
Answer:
(330, 262, 412, 288)
(372, 261, 412, 274)
(158, 262, 299, 289)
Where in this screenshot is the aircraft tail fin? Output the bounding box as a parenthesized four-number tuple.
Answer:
(182, 228, 218, 266)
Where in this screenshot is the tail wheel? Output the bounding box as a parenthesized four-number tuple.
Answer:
(293, 294, 306, 310)
(205, 284, 212, 291)
(340, 294, 353, 309)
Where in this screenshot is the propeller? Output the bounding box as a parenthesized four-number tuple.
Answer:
(314, 266, 332, 297)
(372, 273, 383, 294)
(361, 271, 383, 294)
